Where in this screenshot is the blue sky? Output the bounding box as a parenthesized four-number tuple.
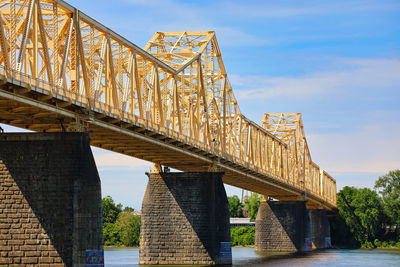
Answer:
(2, 0, 400, 209)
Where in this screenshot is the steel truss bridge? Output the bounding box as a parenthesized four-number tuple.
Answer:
(0, 0, 336, 210)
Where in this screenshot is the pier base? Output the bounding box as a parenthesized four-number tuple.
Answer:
(0, 133, 103, 266)
(139, 171, 231, 265)
(255, 200, 311, 252)
(310, 209, 331, 249)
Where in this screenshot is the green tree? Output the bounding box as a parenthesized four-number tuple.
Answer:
(228, 195, 243, 218)
(244, 193, 261, 221)
(102, 195, 122, 224)
(116, 211, 141, 247)
(103, 222, 122, 246)
(352, 187, 385, 242)
(230, 226, 255, 246)
(374, 170, 400, 226)
(334, 186, 385, 245)
(330, 210, 359, 248)
(123, 206, 135, 212)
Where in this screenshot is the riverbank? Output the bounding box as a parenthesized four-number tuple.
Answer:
(333, 244, 400, 250)
(104, 245, 400, 250)
(364, 247, 400, 250)
(103, 247, 400, 266)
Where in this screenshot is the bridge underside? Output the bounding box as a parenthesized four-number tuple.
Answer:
(0, 79, 334, 211)
(0, 0, 336, 212)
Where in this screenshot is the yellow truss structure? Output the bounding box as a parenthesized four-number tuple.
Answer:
(261, 113, 332, 200)
(0, 0, 336, 209)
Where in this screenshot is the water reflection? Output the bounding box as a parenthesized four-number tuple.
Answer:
(104, 247, 400, 266)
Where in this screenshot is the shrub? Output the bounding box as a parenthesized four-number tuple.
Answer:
(362, 241, 373, 248)
(230, 227, 255, 246)
(103, 222, 122, 246)
(116, 212, 141, 247)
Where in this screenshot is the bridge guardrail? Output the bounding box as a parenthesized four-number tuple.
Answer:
(0, 0, 336, 209)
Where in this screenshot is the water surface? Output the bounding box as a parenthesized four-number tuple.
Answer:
(104, 247, 400, 266)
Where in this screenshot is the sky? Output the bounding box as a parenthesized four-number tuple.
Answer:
(2, 0, 400, 209)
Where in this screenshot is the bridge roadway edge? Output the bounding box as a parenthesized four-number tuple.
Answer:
(0, 77, 336, 212)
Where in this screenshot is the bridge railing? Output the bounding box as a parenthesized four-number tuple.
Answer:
(0, 0, 337, 208)
(0, 63, 337, 208)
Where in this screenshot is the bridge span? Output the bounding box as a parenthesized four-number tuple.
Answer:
(0, 0, 336, 210)
(0, 0, 336, 265)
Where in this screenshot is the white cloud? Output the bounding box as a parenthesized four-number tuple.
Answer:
(122, 0, 400, 19)
(232, 58, 400, 100)
(120, 0, 200, 21)
(223, 1, 400, 18)
(121, 0, 165, 5)
(307, 122, 400, 175)
(93, 151, 151, 171)
(333, 172, 382, 190)
(306, 119, 400, 190)
(214, 26, 271, 47)
(115, 0, 271, 47)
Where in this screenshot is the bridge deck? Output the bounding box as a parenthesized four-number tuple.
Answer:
(0, 0, 336, 210)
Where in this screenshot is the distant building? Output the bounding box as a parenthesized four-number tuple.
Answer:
(230, 217, 255, 228)
(132, 210, 142, 216)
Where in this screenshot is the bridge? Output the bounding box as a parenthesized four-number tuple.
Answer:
(0, 0, 336, 265)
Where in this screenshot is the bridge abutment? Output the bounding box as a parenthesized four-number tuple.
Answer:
(0, 133, 103, 266)
(255, 200, 312, 252)
(139, 171, 232, 265)
(310, 209, 331, 249)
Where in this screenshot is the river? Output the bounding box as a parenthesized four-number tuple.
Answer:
(104, 247, 400, 266)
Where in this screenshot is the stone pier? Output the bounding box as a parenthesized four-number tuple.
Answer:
(310, 209, 331, 249)
(139, 170, 232, 265)
(0, 133, 103, 266)
(255, 200, 312, 252)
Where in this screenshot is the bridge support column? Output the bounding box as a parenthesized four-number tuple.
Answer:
(0, 133, 103, 266)
(139, 170, 232, 265)
(255, 200, 311, 252)
(310, 209, 331, 249)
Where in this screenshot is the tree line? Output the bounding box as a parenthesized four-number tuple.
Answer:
(228, 170, 400, 248)
(101, 170, 400, 248)
(102, 196, 141, 247)
(228, 193, 261, 220)
(101, 193, 261, 247)
(331, 170, 400, 248)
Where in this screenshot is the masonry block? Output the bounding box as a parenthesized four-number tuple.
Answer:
(310, 209, 331, 249)
(139, 171, 231, 265)
(0, 133, 103, 266)
(255, 200, 311, 252)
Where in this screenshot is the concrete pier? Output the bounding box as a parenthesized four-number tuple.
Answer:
(255, 200, 312, 252)
(0, 133, 103, 266)
(310, 209, 331, 249)
(139, 171, 232, 265)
